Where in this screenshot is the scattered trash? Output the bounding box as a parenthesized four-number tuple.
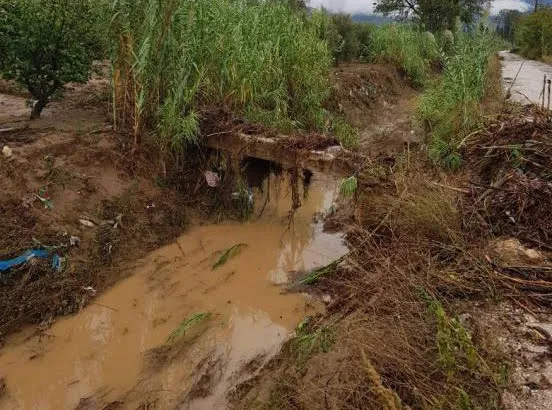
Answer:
(37, 187, 54, 210)
(113, 214, 123, 229)
(79, 218, 96, 228)
(2, 145, 12, 158)
(204, 171, 221, 188)
(212, 243, 248, 269)
(51, 255, 66, 272)
(70, 236, 81, 247)
(0, 249, 50, 272)
(146, 203, 155, 210)
(83, 286, 97, 296)
(231, 188, 254, 206)
(79, 214, 123, 229)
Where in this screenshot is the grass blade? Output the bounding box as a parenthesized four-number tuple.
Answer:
(212, 243, 247, 269)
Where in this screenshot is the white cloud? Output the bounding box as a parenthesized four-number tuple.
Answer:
(490, 0, 530, 14)
(309, 0, 375, 14)
(309, 0, 530, 15)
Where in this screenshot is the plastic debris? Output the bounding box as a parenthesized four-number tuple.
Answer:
(79, 218, 96, 228)
(37, 187, 53, 209)
(83, 286, 97, 295)
(2, 145, 12, 158)
(51, 254, 66, 272)
(70, 236, 81, 246)
(204, 171, 220, 188)
(0, 249, 50, 272)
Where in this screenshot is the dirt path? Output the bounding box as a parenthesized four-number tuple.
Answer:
(500, 51, 552, 106)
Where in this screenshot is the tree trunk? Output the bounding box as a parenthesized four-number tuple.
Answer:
(30, 98, 48, 119)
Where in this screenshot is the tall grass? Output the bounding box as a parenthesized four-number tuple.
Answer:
(418, 31, 497, 169)
(110, 0, 331, 151)
(368, 25, 440, 87)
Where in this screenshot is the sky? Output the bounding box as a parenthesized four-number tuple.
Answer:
(308, 0, 531, 15)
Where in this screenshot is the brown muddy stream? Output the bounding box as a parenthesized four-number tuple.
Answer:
(0, 170, 348, 410)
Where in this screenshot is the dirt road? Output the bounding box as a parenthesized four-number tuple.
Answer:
(500, 51, 552, 105)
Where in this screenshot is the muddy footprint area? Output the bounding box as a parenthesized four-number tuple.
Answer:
(0, 167, 348, 410)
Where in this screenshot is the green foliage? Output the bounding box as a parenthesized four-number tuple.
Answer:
(213, 243, 247, 269)
(374, 0, 485, 32)
(299, 256, 344, 285)
(0, 0, 103, 118)
(110, 0, 331, 150)
(289, 318, 335, 362)
(166, 313, 211, 344)
(332, 117, 359, 149)
(422, 293, 480, 378)
(496, 9, 523, 43)
(419, 31, 496, 168)
(515, 8, 552, 60)
(368, 25, 440, 86)
(339, 176, 358, 197)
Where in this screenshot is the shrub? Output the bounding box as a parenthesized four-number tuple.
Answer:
(515, 8, 552, 60)
(367, 25, 440, 86)
(0, 0, 103, 118)
(418, 31, 496, 168)
(110, 0, 331, 151)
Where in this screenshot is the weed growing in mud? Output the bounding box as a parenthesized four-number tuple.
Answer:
(339, 176, 358, 197)
(422, 291, 480, 377)
(110, 0, 331, 151)
(299, 256, 345, 285)
(212, 243, 247, 270)
(331, 117, 359, 149)
(289, 318, 336, 363)
(166, 313, 211, 344)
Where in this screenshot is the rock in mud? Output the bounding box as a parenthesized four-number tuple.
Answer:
(2, 145, 12, 158)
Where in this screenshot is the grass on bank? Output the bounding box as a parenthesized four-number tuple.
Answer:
(110, 0, 331, 151)
(419, 31, 499, 169)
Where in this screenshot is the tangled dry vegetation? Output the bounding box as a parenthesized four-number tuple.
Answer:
(231, 105, 552, 409)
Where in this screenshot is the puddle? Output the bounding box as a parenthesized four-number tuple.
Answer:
(0, 170, 348, 410)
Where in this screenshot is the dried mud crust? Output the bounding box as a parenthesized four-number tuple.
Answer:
(0, 105, 194, 338)
(330, 63, 422, 157)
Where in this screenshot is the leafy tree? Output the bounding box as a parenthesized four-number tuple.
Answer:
(496, 9, 523, 43)
(0, 0, 103, 119)
(515, 7, 552, 59)
(374, 0, 485, 32)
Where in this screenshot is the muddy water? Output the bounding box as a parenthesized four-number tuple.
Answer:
(500, 50, 552, 105)
(0, 172, 347, 410)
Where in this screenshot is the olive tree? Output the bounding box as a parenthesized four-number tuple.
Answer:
(0, 0, 103, 118)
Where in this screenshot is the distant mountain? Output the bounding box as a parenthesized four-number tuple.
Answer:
(351, 13, 393, 25)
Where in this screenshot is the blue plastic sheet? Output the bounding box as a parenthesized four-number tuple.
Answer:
(0, 249, 50, 272)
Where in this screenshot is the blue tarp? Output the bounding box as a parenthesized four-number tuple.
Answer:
(0, 249, 50, 272)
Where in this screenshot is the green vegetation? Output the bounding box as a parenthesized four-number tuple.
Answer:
(110, 0, 331, 151)
(419, 31, 496, 169)
(369, 25, 440, 86)
(289, 318, 335, 363)
(515, 8, 552, 60)
(374, 0, 485, 32)
(0, 0, 103, 118)
(166, 313, 211, 344)
(213, 243, 247, 269)
(299, 256, 344, 285)
(339, 176, 358, 197)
